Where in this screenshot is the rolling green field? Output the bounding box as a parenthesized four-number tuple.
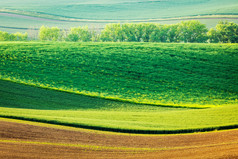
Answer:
(0, 42, 238, 133)
(1, 14, 237, 34)
(1, 42, 237, 107)
(0, 79, 238, 133)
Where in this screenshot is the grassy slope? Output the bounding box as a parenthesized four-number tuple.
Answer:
(0, 42, 238, 133)
(1, 0, 238, 20)
(0, 42, 237, 108)
(0, 79, 238, 133)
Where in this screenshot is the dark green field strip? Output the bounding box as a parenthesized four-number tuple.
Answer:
(0, 79, 237, 133)
(0, 79, 183, 111)
(1, 42, 237, 107)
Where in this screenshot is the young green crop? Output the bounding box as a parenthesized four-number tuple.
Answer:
(0, 79, 237, 133)
(0, 42, 237, 108)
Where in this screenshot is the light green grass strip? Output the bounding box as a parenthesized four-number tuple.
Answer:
(0, 104, 237, 132)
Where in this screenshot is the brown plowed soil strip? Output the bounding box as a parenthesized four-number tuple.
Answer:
(0, 119, 238, 159)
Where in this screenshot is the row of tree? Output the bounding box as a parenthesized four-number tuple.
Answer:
(38, 25, 98, 42)
(0, 31, 28, 41)
(100, 21, 238, 43)
(0, 21, 237, 43)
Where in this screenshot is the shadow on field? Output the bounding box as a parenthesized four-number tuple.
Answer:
(0, 79, 185, 111)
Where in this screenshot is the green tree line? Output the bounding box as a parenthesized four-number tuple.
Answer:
(0, 21, 237, 43)
(0, 31, 28, 41)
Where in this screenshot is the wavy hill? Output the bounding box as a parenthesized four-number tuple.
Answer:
(1, 0, 238, 20)
(0, 42, 238, 132)
(0, 0, 238, 33)
(1, 42, 237, 108)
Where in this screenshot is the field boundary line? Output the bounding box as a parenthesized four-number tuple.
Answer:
(0, 77, 209, 109)
(1, 115, 238, 134)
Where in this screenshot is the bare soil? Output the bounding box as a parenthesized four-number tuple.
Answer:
(0, 119, 238, 159)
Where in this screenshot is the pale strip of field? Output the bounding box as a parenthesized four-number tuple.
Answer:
(0, 117, 237, 137)
(1, 9, 238, 23)
(1, 118, 238, 148)
(0, 12, 61, 22)
(1, 139, 238, 152)
(0, 139, 156, 151)
(1, 142, 237, 159)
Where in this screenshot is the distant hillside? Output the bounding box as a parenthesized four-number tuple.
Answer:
(1, 0, 238, 20)
(0, 0, 238, 33)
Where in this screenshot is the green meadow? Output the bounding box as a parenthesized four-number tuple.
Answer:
(0, 79, 238, 133)
(1, 42, 237, 107)
(0, 42, 238, 133)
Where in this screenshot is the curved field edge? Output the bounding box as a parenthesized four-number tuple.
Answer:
(0, 77, 209, 109)
(0, 114, 238, 134)
(1, 116, 237, 136)
(0, 78, 188, 111)
(1, 119, 238, 159)
(1, 42, 237, 108)
(0, 79, 237, 134)
(1, 103, 237, 134)
(1, 9, 238, 22)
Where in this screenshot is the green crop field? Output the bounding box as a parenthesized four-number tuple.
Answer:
(0, 42, 238, 133)
(1, 42, 237, 107)
(0, 79, 238, 133)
